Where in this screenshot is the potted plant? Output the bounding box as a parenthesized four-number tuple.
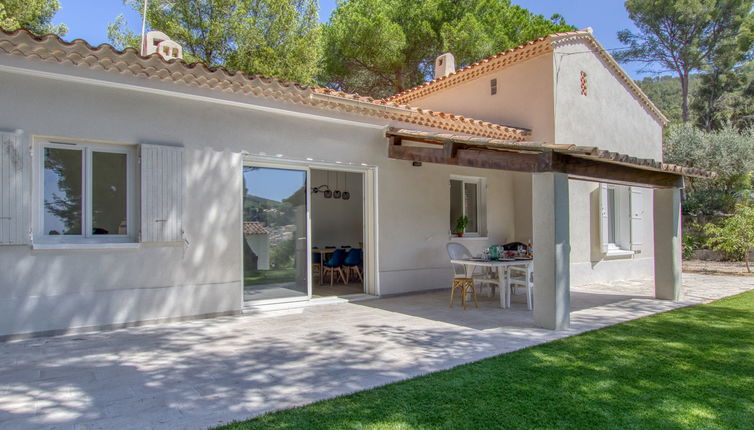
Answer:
(454, 216, 469, 237)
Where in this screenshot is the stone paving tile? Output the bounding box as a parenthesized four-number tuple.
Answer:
(1, 274, 753, 429)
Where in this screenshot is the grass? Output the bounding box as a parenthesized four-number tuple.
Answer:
(243, 268, 296, 286)
(218, 290, 754, 429)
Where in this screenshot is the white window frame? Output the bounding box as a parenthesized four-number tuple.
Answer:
(605, 185, 632, 255)
(34, 139, 137, 244)
(450, 175, 486, 237)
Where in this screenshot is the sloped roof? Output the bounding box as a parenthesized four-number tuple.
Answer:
(387, 128, 714, 179)
(385, 29, 669, 125)
(243, 222, 269, 235)
(0, 28, 530, 141)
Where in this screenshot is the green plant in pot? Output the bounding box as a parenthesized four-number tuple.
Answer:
(454, 216, 469, 237)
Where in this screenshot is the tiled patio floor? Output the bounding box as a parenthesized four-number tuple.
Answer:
(1, 273, 752, 430)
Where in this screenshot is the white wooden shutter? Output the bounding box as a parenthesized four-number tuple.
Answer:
(140, 144, 183, 243)
(629, 186, 644, 251)
(0, 131, 30, 245)
(598, 183, 609, 253)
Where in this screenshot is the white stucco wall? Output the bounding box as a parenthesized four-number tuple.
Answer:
(0, 67, 526, 336)
(405, 46, 662, 286)
(311, 169, 363, 249)
(552, 40, 664, 159)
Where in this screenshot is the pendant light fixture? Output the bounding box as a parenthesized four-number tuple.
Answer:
(342, 173, 350, 200)
(333, 171, 342, 199)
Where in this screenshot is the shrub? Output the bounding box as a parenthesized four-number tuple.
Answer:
(704, 203, 754, 272)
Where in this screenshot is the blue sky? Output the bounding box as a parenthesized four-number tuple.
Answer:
(55, 0, 648, 78)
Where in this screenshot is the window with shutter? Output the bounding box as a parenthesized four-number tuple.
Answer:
(140, 144, 183, 243)
(630, 187, 644, 251)
(0, 130, 30, 245)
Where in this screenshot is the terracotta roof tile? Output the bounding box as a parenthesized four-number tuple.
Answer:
(385, 29, 669, 125)
(0, 28, 531, 141)
(243, 222, 269, 235)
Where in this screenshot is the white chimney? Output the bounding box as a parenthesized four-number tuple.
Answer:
(434, 53, 455, 80)
(143, 30, 183, 60)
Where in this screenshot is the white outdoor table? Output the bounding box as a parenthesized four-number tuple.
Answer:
(450, 258, 533, 309)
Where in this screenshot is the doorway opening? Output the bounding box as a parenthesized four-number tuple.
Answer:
(310, 168, 364, 297)
(242, 162, 368, 305)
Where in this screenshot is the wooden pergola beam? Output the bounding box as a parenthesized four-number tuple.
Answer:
(387, 136, 684, 189)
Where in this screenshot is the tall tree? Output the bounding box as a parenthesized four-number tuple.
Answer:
(321, 0, 574, 98)
(109, 0, 321, 85)
(617, 0, 753, 123)
(0, 0, 67, 35)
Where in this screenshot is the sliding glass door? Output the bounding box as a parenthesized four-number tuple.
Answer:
(242, 165, 309, 302)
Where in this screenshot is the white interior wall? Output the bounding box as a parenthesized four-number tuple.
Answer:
(310, 169, 363, 249)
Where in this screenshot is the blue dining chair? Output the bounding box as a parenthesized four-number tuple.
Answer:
(343, 248, 363, 283)
(322, 248, 347, 286)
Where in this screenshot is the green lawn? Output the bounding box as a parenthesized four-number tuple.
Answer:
(243, 269, 296, 286)
(219, 290, 754, 429)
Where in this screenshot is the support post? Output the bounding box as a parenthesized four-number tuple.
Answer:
(653, 187, 682, 300)
(532, 172, 570, 330)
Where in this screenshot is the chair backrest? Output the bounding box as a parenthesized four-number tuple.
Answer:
(312, 251, 321, 264)
(326, 248, 347, 266)
(344, 248, 362, 266)
(447, 242, 472, 276)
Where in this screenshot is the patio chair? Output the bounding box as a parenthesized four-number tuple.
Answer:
(446, 242, 499, 296)
(343, 248, 363, 283)
(322, 248, 348, 286)
(507, 265, 533, 310)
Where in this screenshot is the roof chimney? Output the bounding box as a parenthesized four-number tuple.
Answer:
(434, 53, 455, 80)
(143, 30, 183, 60)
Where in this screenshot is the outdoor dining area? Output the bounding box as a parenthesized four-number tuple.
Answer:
(447, 242, 534, 310)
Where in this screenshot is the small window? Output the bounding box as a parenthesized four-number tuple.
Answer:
(490, 78, 497, 95)
(36, 140, 136, 243)
(450, 176, 485, 236)
(580, 71, 587, 96)
(606, 185, 630, 251)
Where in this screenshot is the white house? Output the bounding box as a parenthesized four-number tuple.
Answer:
(0, 28, 710, 338)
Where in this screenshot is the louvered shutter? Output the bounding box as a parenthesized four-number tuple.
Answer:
(598, 183, 609, 253)
(0, 131, 30, 245)
(140, 144, 184, 243)
(630, 187, 644, 251)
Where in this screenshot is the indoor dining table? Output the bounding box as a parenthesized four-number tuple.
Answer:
(450, 257, 533, 308)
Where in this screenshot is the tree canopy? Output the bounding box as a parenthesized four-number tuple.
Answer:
(617, 0, 754, 123)
(109, 0, 321, 85)
(321, 0, 574, 98)
(0, 0, 67, 35)
(664, 124, 754, 215)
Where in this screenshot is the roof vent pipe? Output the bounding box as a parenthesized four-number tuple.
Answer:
(434, 53, 455, 80)
(143, 30, 183, 60)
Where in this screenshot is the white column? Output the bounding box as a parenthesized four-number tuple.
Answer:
(532, 172, 570, 330)
(653, 187, 682, 300)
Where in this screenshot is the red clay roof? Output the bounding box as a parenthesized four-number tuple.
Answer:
(385, 29, 669, 125)
(0, 28, 531, 141)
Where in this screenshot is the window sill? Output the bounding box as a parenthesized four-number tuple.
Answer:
(449, 236, 489, 241)
(605, 249, 635, 258)
(32, 243, 141, 250)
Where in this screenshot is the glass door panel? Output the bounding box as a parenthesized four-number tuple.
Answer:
(243, 166, 309, 302)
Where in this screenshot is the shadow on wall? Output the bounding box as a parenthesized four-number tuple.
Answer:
(1, 147, 243, 337)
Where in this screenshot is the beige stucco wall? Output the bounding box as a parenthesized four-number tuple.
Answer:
(552, 40, 664, 159)
(405, 53, 556, 143)
(0, 68, 526, 336)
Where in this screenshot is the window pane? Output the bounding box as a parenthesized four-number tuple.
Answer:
(450, 180, 463, 231)
(92, 152, 128, 235)
(464, 183, 478, 233)
(44, 148, 82, 235)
